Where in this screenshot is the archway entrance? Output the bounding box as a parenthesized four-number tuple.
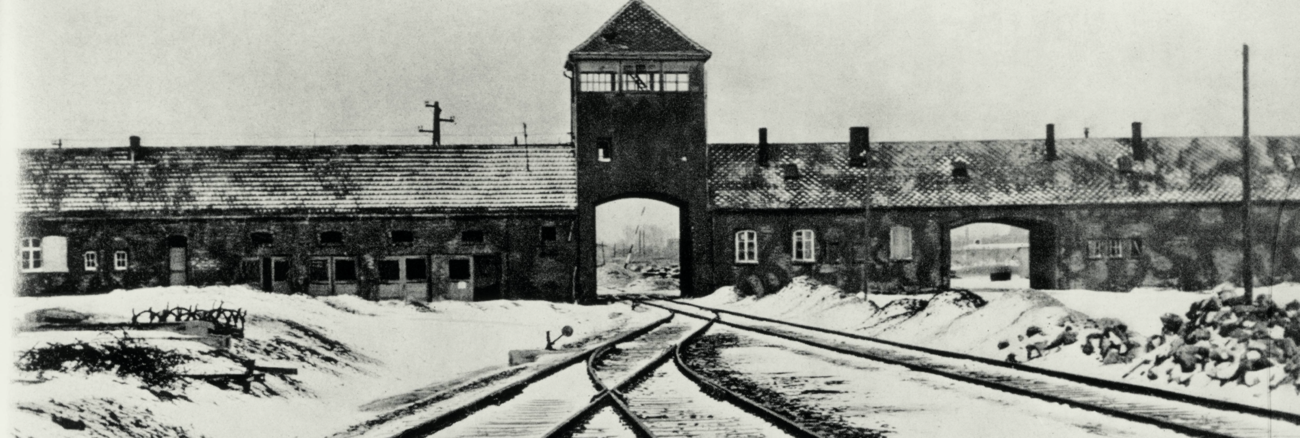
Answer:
(948, 220, 1057, 290)
(595, 198, 682, 297)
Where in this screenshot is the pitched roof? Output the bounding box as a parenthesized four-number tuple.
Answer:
(709, 137, 1300, 210)
(570, 0, 710, 60)
(20, 144, 577, 217)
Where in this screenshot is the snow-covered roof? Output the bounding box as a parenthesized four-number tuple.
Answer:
(709, 136, 1300, 210)
(19, 144, 577, 217)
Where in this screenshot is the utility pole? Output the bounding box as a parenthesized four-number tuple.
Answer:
(1242, 44, 1254, 301)
(418, 101, 455, 146)
(52, 139, 62, 149)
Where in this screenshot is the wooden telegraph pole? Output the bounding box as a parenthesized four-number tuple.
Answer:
(418, 101, 456, 146)
(1241, 45, 1254, 301)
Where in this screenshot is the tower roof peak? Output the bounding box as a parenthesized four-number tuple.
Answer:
(570, 0, 710, 61)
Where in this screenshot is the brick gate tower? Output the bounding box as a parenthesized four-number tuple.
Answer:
(567, 0, 714, 300)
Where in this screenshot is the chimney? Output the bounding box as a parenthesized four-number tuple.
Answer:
(757, 128, 770, 167)
(849, 126, 870, 167)
(129, 135, 142, 162)
(1045, 124, 1057, 162)
(1131, 122, 1146, 161)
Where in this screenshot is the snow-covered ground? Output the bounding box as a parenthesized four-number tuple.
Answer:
(596, 264, 680, 297)
(10, 285, 659, 438)
(689, 278, 1300, 415)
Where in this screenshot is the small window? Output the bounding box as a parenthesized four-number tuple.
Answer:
(1108, 239, 1126, 259)
(735, 230, 758, 264)
(951, 160, 970, 181)
(889, 226, 913, 261)
(1130, 238, 1144, 257)
(334, 259, 357, 281)
(782, 164, 801, 180)
(319, 231, 343, 245)
(378, 260, 402, 281)
(114, 251, 129, 270)
(580, 72, 615, 92)
(391, 230, 414, 244)
(20, 237, 42, 272)
(273, 259, 288, 281)
(792, 229, 816, 263)
(448, 259, 471, 281)
(662, 72, 689, 92)
(1116, 155, 1134, 173)
(406, 258, 428, 281)
(597, 137, 613, 162)
(1086, 240, 1104, 259)
(541, 226, 558, 242)
(84, 252, 98, 271)
(250, 232, 274, 247)
(461, 230, 485, 243)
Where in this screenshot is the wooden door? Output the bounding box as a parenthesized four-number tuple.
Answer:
(168, 247, 187, 286)
(445, 256, 474, 301)
(473, 254, 502, 301)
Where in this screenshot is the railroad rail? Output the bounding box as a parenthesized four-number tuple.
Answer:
(392, 310, 823, 438)
(641, 298, 1300, 438)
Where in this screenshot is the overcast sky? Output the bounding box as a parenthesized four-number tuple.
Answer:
(2, 0, 1298, 150)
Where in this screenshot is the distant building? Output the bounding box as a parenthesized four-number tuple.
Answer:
(18, 0, 1300, 299)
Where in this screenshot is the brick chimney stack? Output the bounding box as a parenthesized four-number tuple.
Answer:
(1045, 124, 1057, 162)
(757, 128, 770, 167)
(1131, 122, 1146, 161)
(849, 127, 870, 168)
(129, 136, 142, 162)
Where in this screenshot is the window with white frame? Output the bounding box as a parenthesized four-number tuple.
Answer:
(579, 72, 615, 92)
(735, 230, 758, 264)
(114, 251, 129, 270)
(84, 252, 98, 271)
(792, 230, 816, 263)
(1129, 238, 1144, 257)
(890, 226, 913, 261)
(662, 72, 689, 92)
(20, 237, 42, 272)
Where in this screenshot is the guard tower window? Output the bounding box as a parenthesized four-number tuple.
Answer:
(580, 72, 615, 92)
(621, 64, 658, 92)
(597, 137, 613, 162)
(663, 72, 690, 92)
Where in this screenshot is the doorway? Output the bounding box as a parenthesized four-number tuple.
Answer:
(595, 198, 682, 297)
(166, 235, 187, 286)
(948, 219, 1056, 290)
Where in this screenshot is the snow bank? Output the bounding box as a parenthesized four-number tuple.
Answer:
(689, 278, 1300, 414)
(10, 285, 659, 438)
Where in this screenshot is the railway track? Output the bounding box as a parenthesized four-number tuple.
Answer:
(403, 312, 815, 438)
(642, 299, 1300, 438)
